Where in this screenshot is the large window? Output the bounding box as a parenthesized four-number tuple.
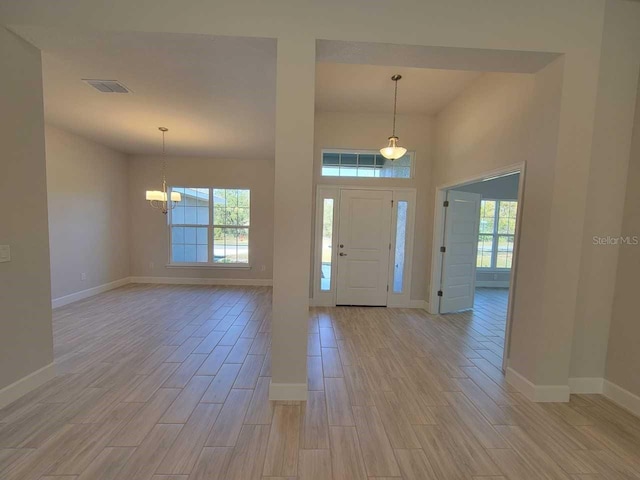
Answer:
(170, 187, 250, 265)
(321, 150, 412, 178)
(477, 199, 517, 269)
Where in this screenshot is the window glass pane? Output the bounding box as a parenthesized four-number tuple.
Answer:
(479, 200, 496, 234)
(321, 150, 411, 178)
(184, 245, 197, 262)
(172, 205, 184, 224)
(172, 227, 184, 244)
(393, 201, 408, 293)
(341, 153, 357, 165)
(496, 235, 514, 268)
(477, 234, 493, 268)
(171, 226, 208, 263)
(196, 206, 209, 225)
(184, 227, 197, 244)
(320, 199, 334, 291)
(172, 245, 184, 263)
(213, 227, 249, 263)
(184, 206, 197, 224)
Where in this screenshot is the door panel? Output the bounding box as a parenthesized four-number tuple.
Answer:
(336, 189, 392, 306)
(440, 190, 482, 313)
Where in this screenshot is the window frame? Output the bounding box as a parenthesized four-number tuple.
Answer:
(167, 187, 251, 269)
(477, 198, 517, 271)
(320, 148, 415, 179)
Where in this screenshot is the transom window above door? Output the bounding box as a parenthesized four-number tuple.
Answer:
(321, 149, 413, 178)
(169, 187, 250, 266)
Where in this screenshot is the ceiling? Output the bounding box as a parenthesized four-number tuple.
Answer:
(315, 63, 481, 115)
(13, 27, 277, 158)
(11, 28, 498, 157)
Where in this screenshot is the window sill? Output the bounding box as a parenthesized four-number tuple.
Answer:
(166, 263, 251, 270)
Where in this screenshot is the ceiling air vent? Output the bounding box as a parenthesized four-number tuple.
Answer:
(83, 79, 130, 93)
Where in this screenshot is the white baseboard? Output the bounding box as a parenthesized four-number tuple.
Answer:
(130, 276, 273, 287)
(52, 277, 131, 309)
(506, 367, 570, 402)
(603, 380, 640, 417)
(568, 377, 604, 394)
(0, 363, 56, 409)
(269, 381, 308, 401)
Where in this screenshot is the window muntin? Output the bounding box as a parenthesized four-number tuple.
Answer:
(476, 199, 517, 270)
(321, 150, 412, 178)
(169, 187, 250, 265)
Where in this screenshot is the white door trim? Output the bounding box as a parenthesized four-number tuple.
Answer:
(313, 185, 417, 308)
(428, 162, 526, 372)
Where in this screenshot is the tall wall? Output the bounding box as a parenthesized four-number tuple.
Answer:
(128, 155, 274, 282)
(570, 0, 640, 382)
(605, 77, 640, 398)
(46, 125, 130, 300)
(0, 28, 54, 394)
(313, 111, 433, 301)
(433, 64, 565, 386)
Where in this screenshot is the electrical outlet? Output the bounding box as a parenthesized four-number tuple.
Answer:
(150, 261, 155, 269)
(260, 265, 266, 272)
(0, 245, 10, 263)
(81, 273, 87, 281)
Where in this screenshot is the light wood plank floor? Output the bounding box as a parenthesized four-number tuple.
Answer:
(2, 283, 640, 479)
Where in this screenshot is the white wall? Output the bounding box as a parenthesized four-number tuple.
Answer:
(434, 65, 565, 386)
(605, 76, 640, 398)
(46, 125, 130, 300)
(128, 155, 274, 282)
(313, 111, 433, 302)
(0, 27, 54, 393)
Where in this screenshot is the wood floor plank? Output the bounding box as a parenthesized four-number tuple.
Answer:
(201, 363, 241, 404)
(159, 375, 212, 423)
(325, 377, 355, 426)
(394, 448, 439, 480)
(225, 424, 270, 480)
(329, 426, 367, 480)
(156, 403, 222, 474)
(205, 389, 253, 446)
(196, 346, 232, 376)
(298, 449, 333, 480)
(262, 404, 300, 477)
(352, 405, 400, 477)
(243, 377, 274, 425)
(299, 390, 330, 449)
(233, 355, 264, 389)
(188, 446, 234, 480)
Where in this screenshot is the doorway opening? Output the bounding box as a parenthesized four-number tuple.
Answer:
(429, 164, 525, 371)
(313, 186, 416, 307)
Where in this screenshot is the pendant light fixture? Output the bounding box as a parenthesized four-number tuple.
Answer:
(146, 127, 181, 214)
(380, 74, 408, 160)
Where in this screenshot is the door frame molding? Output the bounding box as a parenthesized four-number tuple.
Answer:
(312, 185, 417, 308)
(428, 162, 526, 372)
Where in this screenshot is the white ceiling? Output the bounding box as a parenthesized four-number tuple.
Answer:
(315, 63, 481, 115)
(13, 27, 277, 158)
(11, 28, 505, 156)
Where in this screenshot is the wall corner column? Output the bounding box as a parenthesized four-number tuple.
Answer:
(269, 36, 316, 400)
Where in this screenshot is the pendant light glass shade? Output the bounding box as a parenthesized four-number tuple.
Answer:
(380, 136, 407, 160)
(380, 74, 408, 160)
(145, 190, 182, 202)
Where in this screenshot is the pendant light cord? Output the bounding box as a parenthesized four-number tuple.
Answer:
(392, 78, 398, 137)
(161, 129, 167, 188)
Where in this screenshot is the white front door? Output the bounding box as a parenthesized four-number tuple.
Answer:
(336, 189, 393, 306)
(440, 190, 482, 313)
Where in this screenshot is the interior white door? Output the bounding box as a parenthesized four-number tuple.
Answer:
(336, 189, 393, 306)
(440, 190, 482, 313)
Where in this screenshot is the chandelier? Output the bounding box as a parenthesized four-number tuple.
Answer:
(380, 74, 408, 160)
(146, 127, 181, 214)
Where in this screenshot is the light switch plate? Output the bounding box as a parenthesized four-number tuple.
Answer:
(0, 245, 10, 263)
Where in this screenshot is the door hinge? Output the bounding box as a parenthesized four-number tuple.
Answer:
(437, 290, 443, 297)
(391, 199, 394, 207)
(387, 285, 389, 292)
(443, 200, 449, 207)
(440, 246, 446, 253)
(389, 243, 392, 250)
